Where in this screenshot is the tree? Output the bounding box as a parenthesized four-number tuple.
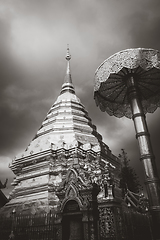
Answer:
(118, 149, 142, 197)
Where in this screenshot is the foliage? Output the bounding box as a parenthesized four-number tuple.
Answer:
(118, 149, 142, 197)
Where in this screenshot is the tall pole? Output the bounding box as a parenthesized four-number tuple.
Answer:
(127, 76, 160, 239)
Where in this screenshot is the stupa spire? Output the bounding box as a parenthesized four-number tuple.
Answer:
(66, 44, 71, 61)
(60, 45, 75, 94)
(65, 44, 72, 82)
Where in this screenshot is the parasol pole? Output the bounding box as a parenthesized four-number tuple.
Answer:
(127, 75, 160, 238)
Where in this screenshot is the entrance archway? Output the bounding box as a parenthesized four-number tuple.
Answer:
(62, 200, 83, 240)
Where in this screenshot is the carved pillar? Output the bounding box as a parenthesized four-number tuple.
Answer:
(98, 200, 124, 240)
(81, 186, 99, 240)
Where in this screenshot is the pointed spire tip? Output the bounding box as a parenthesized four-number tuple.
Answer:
(60, 45, 75, 94)
(66, 44, 71, 61)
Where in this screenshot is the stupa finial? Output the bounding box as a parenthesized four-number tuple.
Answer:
(60, 45, 75, 94)
(66, 44, 71, 61)
(63, 44, 72, 84)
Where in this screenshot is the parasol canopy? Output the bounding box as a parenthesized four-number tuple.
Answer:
(94, 48, 160, 118)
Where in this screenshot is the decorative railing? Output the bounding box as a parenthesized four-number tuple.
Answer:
(0, 206, 153, 240)
(0, 212, 60, 240)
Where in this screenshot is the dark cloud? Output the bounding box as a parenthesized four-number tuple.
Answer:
(122, 0, 160, 49)
(0, 0, 160, 196)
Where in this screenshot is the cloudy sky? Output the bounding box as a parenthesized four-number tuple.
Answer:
(0, 0, 160, 197)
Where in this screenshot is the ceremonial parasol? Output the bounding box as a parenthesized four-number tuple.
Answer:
(94, 48, 160, 238)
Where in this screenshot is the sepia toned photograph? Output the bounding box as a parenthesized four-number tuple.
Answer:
(0, 0, 160, 239)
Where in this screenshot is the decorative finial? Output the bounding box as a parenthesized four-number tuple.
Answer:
(60, 45, 75, 94)
(66, 44, 71, 61)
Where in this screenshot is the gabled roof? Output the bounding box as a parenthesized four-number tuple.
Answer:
(0, 190, 8, 208)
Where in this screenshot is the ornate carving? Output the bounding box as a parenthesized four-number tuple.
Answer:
(96, 167, 115, 201)
(94, 48, 160, 118)
(99, 207, 116, 238)
(67, 186, 77, 198)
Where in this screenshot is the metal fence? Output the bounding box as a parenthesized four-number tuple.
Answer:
(0, 212, 60, 240)
(0, 207, 153, 240)
(122, 208, 153, 240)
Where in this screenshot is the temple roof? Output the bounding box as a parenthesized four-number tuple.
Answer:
(0, 190, 8, 208)
(14, 47, 104, 160)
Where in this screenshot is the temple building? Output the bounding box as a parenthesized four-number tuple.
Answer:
(0, 48, 152, 240)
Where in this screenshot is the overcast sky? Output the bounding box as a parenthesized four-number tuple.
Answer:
(1, 0, 160, 197)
